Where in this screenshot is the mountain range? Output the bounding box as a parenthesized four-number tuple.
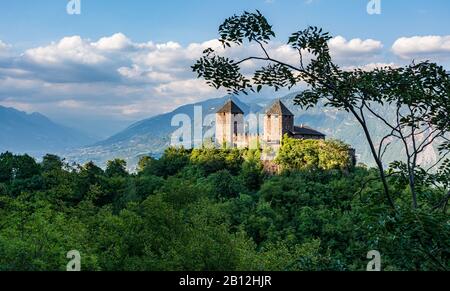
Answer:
(63, 92, 440, 169)
(0, 106, 95, 156)
(64, 96, 263, 168)
(0, 93, 440, 169)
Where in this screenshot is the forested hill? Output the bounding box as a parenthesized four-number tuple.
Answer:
(0, 147, 448, 271)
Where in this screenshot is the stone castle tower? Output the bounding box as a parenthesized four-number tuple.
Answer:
(264, 100, 295, 146)
(214, 99, 356, 170)
(215, 100, 245, 147)
(215, 99, 325, 149)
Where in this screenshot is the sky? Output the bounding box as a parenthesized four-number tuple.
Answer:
(0, 0, 449, 138)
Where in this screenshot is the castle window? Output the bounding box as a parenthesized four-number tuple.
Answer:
(234, 121, 238, 136)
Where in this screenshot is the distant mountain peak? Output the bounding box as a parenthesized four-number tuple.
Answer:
(0, 106, 97, 155)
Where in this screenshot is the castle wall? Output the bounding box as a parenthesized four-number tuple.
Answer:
(263, 114, 294, 144)
(215, 113, 244, 147)
(264, 115, 279, 143)
(233, 133, 260, 149)
(215, 102, 323, 152)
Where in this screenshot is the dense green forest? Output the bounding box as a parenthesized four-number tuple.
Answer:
(0, 138, 448, 271)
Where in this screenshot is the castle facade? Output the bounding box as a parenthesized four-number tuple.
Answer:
(215, 99, 326, 151)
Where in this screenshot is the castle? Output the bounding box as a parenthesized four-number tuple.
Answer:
(215, 99, 326, 151)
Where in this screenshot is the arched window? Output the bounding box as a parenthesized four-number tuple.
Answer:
(234, 121, 238, 135)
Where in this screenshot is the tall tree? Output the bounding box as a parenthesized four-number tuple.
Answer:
(192, 10, 450, 210)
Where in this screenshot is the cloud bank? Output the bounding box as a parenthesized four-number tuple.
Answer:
(392, 35, 450, 59)
(0, 33, 449, 129)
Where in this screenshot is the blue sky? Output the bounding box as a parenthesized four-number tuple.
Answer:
(1, 0, 450, 46)
(0, 0, 449, 138)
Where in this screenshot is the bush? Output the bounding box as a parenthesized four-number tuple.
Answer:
(276, 136, 353, 171)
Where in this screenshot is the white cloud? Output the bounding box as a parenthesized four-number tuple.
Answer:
(154, 78, 220, 97)
(269, 44, 301, 65)
(0, 33, 395, 124)
(329, 36, 383, 63)
(0, 77, 44, 97)
(118, 64, 175, 83)
(392, 35, 450, 59)
(24, 36, 107, 65)
(0, 40, 9, 50)
(93, 33, 134, 51)
(141, 41, 184, 68)
(0, 40, 13, 60)
(343, 62, 398, 71)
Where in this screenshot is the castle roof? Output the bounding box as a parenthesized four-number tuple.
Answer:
(265, 100, 294, 116)
(291, 125, 326, 137)
(216, 100, 244, 114)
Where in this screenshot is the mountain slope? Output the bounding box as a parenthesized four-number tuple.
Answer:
(0, 106, 96, 155)
(65, 93, 441, 169)
(66, 96, 262, 167)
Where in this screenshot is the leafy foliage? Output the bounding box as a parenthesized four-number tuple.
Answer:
(218, 10, 275, 47)
(276, 136, 353, 171)
(193, 10, 450, 211)
(0, 150, 448, 271)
